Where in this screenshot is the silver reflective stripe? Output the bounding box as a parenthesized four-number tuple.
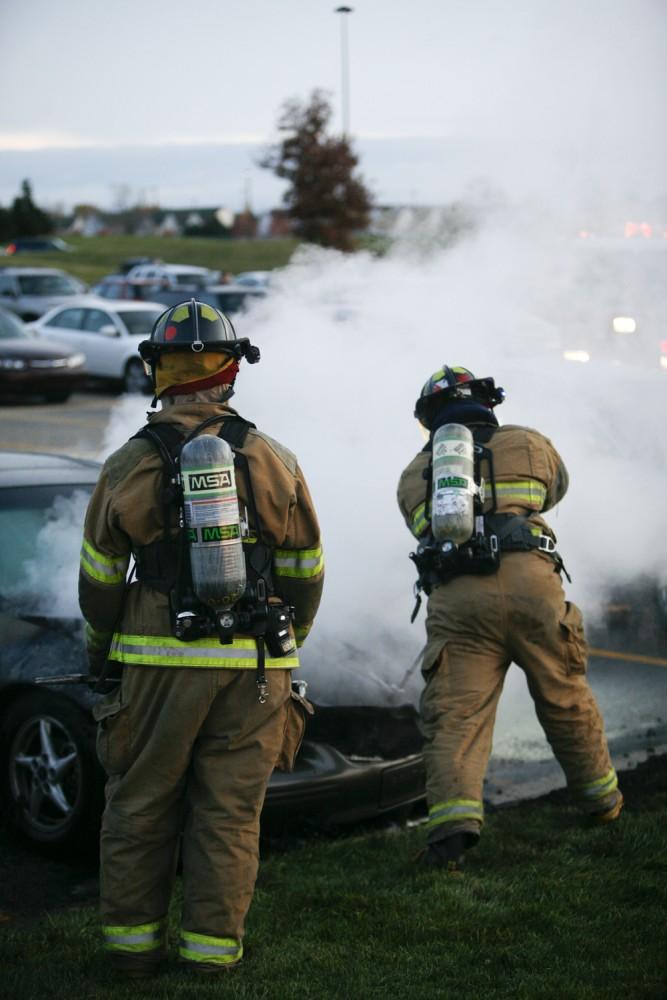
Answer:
(109, 636, 299, 669)
(103, 921, 164, 953)
(427, 799, 484, 829)
(429, 804, 482, 821)
(106, 931, 158, 946)
(180, 939, 240, 957)
(275, 554, 320, 570)
(580, 769, 618, 799)
(411, 503, 428, 536)
(112, 639, 257, 660)
(80, 540, 128, 585)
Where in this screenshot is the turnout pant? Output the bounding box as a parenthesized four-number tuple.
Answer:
(94, 665, 296, 969)
(419, 552, 620, 842)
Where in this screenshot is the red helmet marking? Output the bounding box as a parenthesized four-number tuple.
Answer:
(165, 325, 178, 341)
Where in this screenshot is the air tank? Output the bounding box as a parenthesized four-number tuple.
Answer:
(431, 423, 475, 544)
(180, 434, 246, 608)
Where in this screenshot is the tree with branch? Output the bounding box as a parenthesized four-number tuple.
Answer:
(261, 90, 372, 251)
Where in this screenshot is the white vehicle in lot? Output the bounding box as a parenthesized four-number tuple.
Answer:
(0, 267, 87, 321)
(125, 262, 219, 288)
(30, 297, 166, 393)
(233, 270, 272, 288)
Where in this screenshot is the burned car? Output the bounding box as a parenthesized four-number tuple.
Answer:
(0, 450, 425, 849)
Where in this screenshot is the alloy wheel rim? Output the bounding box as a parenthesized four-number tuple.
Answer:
(9, 713, 83, 836)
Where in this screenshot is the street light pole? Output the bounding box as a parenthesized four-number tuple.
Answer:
(335, 6, 353, 136)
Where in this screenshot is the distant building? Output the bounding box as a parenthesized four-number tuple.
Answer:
(157, 212, 181, 237)
(257, 209, 293, 239)
(55, 203, 299, 240)
(233, 210, 258, 239)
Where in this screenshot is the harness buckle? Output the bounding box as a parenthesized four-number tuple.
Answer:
(538, 534, 556, 553)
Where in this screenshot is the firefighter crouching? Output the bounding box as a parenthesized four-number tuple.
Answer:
(78, 300, 324, 977)
(397, 365, 622, 872)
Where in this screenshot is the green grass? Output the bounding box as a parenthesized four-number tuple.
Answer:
(0, 235, 301, 286)
(2, 756, 666, 1000)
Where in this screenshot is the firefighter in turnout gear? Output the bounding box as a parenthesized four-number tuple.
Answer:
(79, 300, 324, 977)
(397, 365, 622, 872)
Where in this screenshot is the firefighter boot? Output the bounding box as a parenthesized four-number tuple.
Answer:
(418, 832, 470, 874)
(591, 792, 624, 825)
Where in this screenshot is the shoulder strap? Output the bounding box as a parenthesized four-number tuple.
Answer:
(217, 416, 255, 449)
(131, 424, 185, 544)
(131, 424, 183, 475)
(217, 419, 266, 546)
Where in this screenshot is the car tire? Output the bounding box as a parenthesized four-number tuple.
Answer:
(123, 358, 150, 395)
(44, 391, 71, 404)
(0, 691, 102, 853)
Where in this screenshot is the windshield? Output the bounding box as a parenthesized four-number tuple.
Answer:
(17, 274, 80, 296)
(0, 486, 92, 610)
(117, 309, 163, 335)
(173, 272, 213, 287)
(0, 310, 28, 339)
(211, 293, 246, 314)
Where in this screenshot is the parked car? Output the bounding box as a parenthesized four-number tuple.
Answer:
(148, 283, 267, 316)
(119, 256, 156, 275)
(0, 268, 87, 321)
(234, 270, 272, 288)
(125, 262, 219, 288)
(29, 297, 165, 393)
(0, 306, 85, 403)
(0, 451, 425, 849)
(3, 237, 73, 256)
(89, 275, 160, 303)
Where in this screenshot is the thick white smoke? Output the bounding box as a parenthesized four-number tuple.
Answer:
(11, 490, 90, 618)
(98, 210, 666, 726)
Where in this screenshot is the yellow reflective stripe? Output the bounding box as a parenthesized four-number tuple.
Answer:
(576, 768, 618, 799)
(274, 545, 324, 579)
(85, 623, 112, 648)
(294, 623, 311, 648)
(179, 932, 243, 965)
(108, 633, 299, 669)
(427, 798, 484, 829)
(80, 539, 128, 585)
(171, 304, 189, 322)
(199, 303, 220, 323)
(411, 502, 428, 537)
(103, 921, 164, 954)
(495, 479, 547, 508)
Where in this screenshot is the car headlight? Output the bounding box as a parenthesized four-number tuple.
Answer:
(563, 350, 590, 363)
(612, 316, 636, 335)
(0, 358, 27, 370)
(66, 352, 86, 369)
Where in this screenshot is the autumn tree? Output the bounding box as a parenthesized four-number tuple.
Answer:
(261, 90, 372, 251)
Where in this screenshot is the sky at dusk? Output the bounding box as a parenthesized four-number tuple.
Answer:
(1, 0, 665, 215)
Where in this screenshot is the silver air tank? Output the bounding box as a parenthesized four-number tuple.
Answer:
(180, 434, 246, 608)
(431, 423, 475, 544)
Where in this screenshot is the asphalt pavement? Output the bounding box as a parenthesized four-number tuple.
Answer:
(0, 390, 113, 459)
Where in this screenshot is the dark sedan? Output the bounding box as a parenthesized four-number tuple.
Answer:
(0, 451, 425, 849)
(0, 306, 85, 403)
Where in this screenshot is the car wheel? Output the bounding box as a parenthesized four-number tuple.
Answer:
(123, 358, 149, 395)
(1, 691, 101, 851)
(44, 391, 71, 404)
